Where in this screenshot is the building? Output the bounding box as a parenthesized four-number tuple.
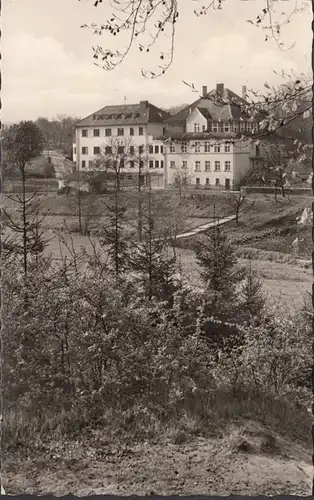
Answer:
(160, 83, 260, 190)
(73, 100, 170, 187)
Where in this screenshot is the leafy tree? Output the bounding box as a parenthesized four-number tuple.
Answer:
(172, 167, 192, 197)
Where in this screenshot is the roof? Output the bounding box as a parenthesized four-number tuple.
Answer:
(76, 101, 170, 127)
(167, 87, 250, 124)
(156, 132, 244, 141)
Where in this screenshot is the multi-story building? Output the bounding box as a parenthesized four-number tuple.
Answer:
(161, 83, 260, 190)
(73, 100, 170, 187)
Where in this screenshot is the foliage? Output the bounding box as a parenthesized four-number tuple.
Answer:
(172, 168, 192, 197)
(35, 115, 80, 157)
(2, 121, 44, 170)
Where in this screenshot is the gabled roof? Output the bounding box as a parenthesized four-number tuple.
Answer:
(76, 102, 170, 127)
(167, 87, 250, 124)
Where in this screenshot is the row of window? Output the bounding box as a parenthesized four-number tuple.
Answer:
(193, 121, 257, 133)
(80, 144, 164, 155)
(170, 142, 231, 153)
(195, 177, 231, 187)
(170, 160, 231, 172)
(81, 160, 164, 169)
(81, 127, 144, 138)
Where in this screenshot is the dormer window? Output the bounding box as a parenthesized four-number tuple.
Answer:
(224, 123, 230, 132)
(212, 122, 218, 133)
(194, 123, 200, 132)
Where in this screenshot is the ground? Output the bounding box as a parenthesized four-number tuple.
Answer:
(5, 421, 312, 495)
(3, 188, 312, 495)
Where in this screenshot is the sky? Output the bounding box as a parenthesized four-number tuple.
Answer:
(2, 0, 312, 123)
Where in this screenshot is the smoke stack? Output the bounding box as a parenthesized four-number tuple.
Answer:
(140, 100, 149, 109)
(202, 85, 208, 98)
(242, 85, 247, 100)
(216, 83, 224, 97)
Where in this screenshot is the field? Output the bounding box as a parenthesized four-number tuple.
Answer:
(3, 188, 312, 495)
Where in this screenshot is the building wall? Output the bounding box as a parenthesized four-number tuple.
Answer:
(186, 108, 207, 133)
(232, 140, 252, 185)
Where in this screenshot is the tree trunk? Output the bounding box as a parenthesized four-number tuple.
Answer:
(21, 164, 28, 275)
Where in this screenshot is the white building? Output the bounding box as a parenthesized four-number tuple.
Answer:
(73, 100, 170, 187)
(161, 83, 260, 190)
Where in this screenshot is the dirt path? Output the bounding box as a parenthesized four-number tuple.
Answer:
(4, 421, 311, 496)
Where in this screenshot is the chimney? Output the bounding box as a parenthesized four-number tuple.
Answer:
(242, 85, 247, 100)
(202, 85, 207, 98)
(140, 100, 149, 109)
(216, 83, 224, 97)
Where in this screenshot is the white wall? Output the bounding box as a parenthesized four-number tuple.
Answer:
(186, 108, 207, 133)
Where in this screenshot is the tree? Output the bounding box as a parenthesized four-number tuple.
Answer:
(35, 115, 80, 157)
(226, 190, 251, 224)
(2, 121, 45, 274)
(84, 1, 308, 77)
(172, 167, 192, 197)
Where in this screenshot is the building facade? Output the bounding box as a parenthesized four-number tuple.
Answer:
(73, 84, 261, 190)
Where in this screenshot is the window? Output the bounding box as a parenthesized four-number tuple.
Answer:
(206, 178, 210, 185)
(215, 178, 220, 186)
(130, 146, 135, 155)
(128, 175, 132, 180)
(155, 160, 159, 168)
(81, 160, 86, 168)
(224, 143, 231, 152)
(149, 145, 154, 154)
(194, 142, 201, 153)
(195, 161, 201, 172)
(205, 161, 211, 171)
(120, 159, 125, 168)
(170, 144, 176, 153)
(154, 145, 159, 154)
(196, 178, 200, 185)
(240, 121, 246, 132)
(93, 146, 100, 154)
(139, 127, 144, 136)
(225, 178, 231, 190)
(117, 128, 124, 136)
(160, 145, 164, 154)
(214, 144, 220, 153)
(105, 128, 112, 137)
(93, 129, 100, 137)
(82, 147, 88, 154)
(204, 142, 210, 153)
(182, 161, 188, 169)
(82, 129, 88, 137)
(224, 161, 231, 172)
(218, 122, 223, 133)
(212, 122, 218, 132)
(224, 123, 229, 132)
(181, 142, 187, 153)
(202, 125, 206, 131)
(139, 160, 144, 169)
(88, 160, 92, 168)
(161, 160, 164, 168)
(194, 123, 200, 132)
(118, 146, 125, 154)
(139, 145, 144, 154)
(214, 161, 221, 171)
(149, 160, 154, 168)
(130, 127, 134, 136)
(73, 147, 76, 154)
(232, 122, 239, 132)
(247, 122, 253, 132)
(170, 160, 176, 168)
(130, 161, 135, 168)
(105, 146, 112, 154)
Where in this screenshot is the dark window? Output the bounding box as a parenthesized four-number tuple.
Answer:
(139, 145, 144, 154)
(215, 178, 220, 185)
(93, 146, 100, 154)
(81, 160, 86, 168)
(105, 128, 112, 136)
(196, 178, 200, 185)
(82, 147, 88, 154)
(149, 145, 154, 154)
(160, 145, 164, 153)
(120, 159, 125, 168)
(118, 146, 125, 154)
(206, 178, 210, 185)
(117, 128, 124, 136)
(82, 129, 88, 137)
(105, 146, 112, 154)
(225, 178, 230, 190)
(149, 160, 154, 168)
(155, 160, 159, 168)
(130, 161, 135, 168)
(161, 160, 164, 168)
(130, 128, 134, 136)
(155, 145, 159, 154)
(140, 160, 144, 169)
(130, 146, 135, 155)
(120, 174, 125, 180)
(93, 129, 100, 137)
(139, 127, 144, 136)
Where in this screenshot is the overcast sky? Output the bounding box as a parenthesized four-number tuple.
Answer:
(3, 0, 312, 123)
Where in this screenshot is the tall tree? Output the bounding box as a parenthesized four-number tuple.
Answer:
(2, 121, 45, 274)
